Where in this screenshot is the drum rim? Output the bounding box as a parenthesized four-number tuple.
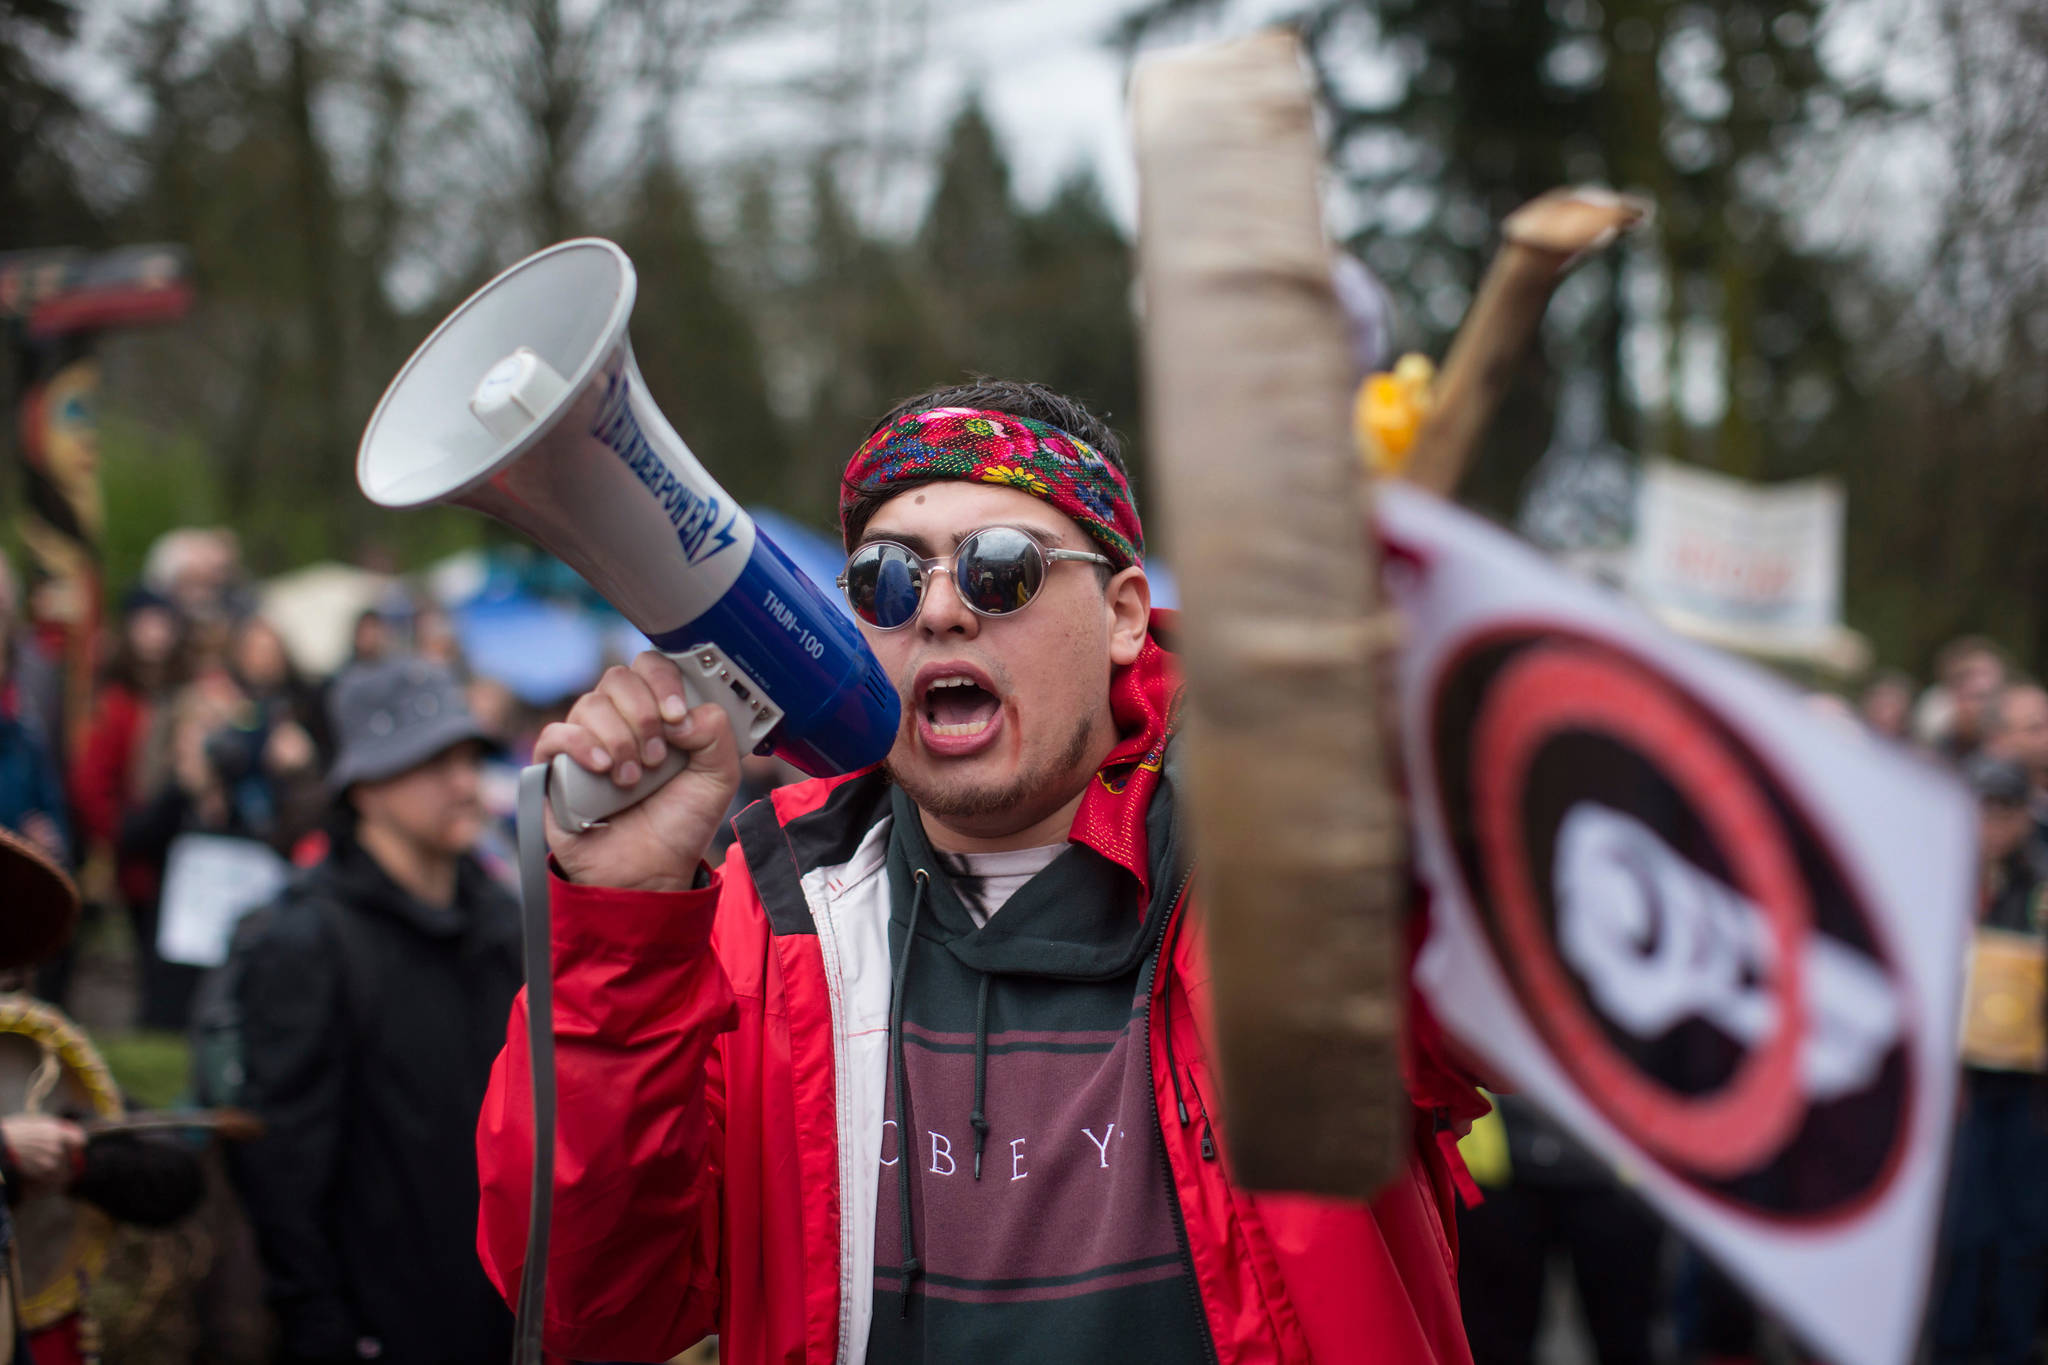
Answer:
(0, 993, 123, 1330)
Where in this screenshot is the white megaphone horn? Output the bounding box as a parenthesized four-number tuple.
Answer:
(357, 238, 901, 830)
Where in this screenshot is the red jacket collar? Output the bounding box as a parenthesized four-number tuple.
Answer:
(1069, 609, 1183, 894)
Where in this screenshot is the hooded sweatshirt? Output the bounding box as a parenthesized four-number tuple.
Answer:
(868, 772, 1212, 1362)
(231, 830, 522, 1363)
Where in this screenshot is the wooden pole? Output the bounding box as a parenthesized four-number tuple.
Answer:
(1404, 188, 1649, 497)
(1134, 30, 1407, 1198)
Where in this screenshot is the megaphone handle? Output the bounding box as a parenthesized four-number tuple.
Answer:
(544, 642, 782, 834)
(545, 645, 776, 832)
(547, 747, 691, 832)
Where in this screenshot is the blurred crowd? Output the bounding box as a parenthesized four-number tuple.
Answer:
(0, 529, 559, 1364)
(1, 530, 533, 1026)
(1874, 638, 2048, 1365)
(0, 525, 793, 1364)
(6, 526, 2048, 1365)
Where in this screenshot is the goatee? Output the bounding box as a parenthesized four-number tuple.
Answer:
(889, 709, 1100, 824)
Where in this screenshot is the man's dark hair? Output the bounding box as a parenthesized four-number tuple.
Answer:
(840, 378, 1131, 551)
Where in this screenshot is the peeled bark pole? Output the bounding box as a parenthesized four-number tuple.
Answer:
(1134, 31, 1407, 1197)
(1406, 188, 1649, 495)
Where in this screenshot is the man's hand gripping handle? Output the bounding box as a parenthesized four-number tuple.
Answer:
(546, 643, 779, 832)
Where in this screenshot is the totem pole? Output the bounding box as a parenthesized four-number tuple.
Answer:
(0, 245, 193, 746)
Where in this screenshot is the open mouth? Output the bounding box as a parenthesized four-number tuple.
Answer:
(923, 674, 1001, 737)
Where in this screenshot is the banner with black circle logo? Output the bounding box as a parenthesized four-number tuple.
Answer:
(1379, 484, 1971, 1365)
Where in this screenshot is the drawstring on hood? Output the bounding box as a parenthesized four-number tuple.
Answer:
(875, 628, 1186, 1322)
(880, 755, 1190, 1308)
(970, 973, 992, 1180)
(1155, 876, 1215, 1161)
(890, 866, 929, 1312)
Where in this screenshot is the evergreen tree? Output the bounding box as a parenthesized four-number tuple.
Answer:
(919, 98, 1031, 381)
(0, 0, 99, 250)
(611, 162, 790, 509)
(1017, 170, 1146, 503)
(789, 156, 950, 522)
(914, 103, 1145, 497)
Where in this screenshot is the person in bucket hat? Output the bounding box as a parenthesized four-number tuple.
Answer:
(226, 657, 522, 1364)
(325, 657, 492, 792)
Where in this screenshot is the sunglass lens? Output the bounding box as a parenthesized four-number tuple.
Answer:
(845, 544, 924, 629)
(956, 527, 1044, 616)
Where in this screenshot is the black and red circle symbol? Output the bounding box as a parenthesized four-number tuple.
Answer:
(1429, 626, 1912, 1222)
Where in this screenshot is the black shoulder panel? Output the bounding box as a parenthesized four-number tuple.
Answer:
(732, 771, 893, 938)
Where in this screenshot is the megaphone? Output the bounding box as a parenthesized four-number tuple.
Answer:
(358, 238, 900, 829)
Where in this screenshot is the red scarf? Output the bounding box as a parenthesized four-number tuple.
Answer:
(1069, 609, 1183, 896)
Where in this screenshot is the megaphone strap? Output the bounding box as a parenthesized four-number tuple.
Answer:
(511, 764, 559, 1365)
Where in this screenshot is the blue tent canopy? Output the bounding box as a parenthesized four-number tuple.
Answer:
(454, 595, 606, 705)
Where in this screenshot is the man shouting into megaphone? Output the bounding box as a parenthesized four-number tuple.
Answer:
(476, 380, 1484, 1365)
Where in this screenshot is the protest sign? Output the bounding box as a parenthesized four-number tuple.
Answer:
(1380, 482, 1972, 1365)
(1627, 458, 1864, 670)
(157, 833, 291, 967)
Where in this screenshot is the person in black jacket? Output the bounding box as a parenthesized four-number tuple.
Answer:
(121, 669, 328, 1030)
(1456, 1092, 1663, 1365)
(1933, 754, 2048, 1365)
(229, 658, 520, 1365)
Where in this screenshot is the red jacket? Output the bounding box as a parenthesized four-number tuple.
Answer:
(70, 682, 146, 846)
(69, 682, 158, 906)
(477, 759, 1483, 1364)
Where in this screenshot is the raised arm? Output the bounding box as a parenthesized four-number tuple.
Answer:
(474, 652, 745, 1360)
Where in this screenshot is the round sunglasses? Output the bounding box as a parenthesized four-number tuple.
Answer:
(838, 525, 1112, 631)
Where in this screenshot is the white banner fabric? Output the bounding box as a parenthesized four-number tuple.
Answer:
(1378, 483, 1971, 1365)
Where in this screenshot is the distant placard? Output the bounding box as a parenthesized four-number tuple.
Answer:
(157, 834, 291, 967)
(1627, 457, 1844, 645)
(1379, 482, 1971, 1365)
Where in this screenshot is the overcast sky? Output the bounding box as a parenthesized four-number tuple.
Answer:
(53, 0, 1948, 306)
(663, 0, 1300, 233)
(650, 0, 1152, 233)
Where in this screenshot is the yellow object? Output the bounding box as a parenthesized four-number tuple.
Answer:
(1353, 353, 1437, 478)
(1961, 929, 2048, 1072)
(1456, 1092, 1512, 1188)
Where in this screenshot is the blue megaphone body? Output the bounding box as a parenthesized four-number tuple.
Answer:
(356, 239, 899, 828)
